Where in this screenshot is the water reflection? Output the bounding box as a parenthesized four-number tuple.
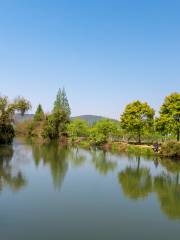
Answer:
(31, 143, 69, 189)
(118, 157, 152, 199)
(0, 145, 26, 192)
(1, 141, 180, 220)
(118, 156, 180, 219)
(91, 149, 117, 175)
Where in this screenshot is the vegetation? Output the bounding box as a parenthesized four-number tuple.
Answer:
(156, 93, 180, 141)
(160, 141, 180, 158)
(14, 96, 31, 116)
(0, 95, 31, 144)
(120, 101, 155, 143)
(67, 118, 89, 141)
(34, 104, 45, 121)
(1, 90, 180, 159)
(89, 119, 120, 145)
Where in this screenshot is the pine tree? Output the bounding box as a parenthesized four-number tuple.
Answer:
(34, 104, 45, 121)
(53, 88, 71, 117)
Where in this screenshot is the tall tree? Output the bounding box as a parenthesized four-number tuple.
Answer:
(120, 101, 155, 143)
(34, 104, 45, 121)
(53, 88, 71, 117)
(156, 93, 180, 141)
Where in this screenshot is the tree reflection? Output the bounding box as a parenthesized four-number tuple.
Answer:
(69, 148, 86, 167)
(0, 145, 26, 192)
(91, 149, 117, 175)
(154, 173, 180, 219)
(31, 143, 69, 189)
(118, 156, 180, 219)
(118, 157, 152, 200)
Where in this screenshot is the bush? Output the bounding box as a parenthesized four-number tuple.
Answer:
(67, 119, 89, 141)
(160, 141, 180, 158)
(0, 124, 15, 144)
(42, 110, 69, 140)
(89, 119, 119, 146)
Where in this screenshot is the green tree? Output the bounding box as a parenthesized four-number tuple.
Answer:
(67, 119, 89, 140)
(53, 88, 71, 117)
(42, 110, 69, 140)
(0, 95, 31, 144)
(34, 104, 45, 121)
(156, 93, 180, 141)
(120, 101, 155, 143)
(14, 96, 31, 116)
(89, 119, 119, 145)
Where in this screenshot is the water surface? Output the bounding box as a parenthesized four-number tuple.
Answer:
(0, 139, 180, 240)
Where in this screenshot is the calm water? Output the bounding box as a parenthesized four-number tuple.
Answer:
(0, 139, 180, 240)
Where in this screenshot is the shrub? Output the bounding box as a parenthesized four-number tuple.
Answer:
(0, 124, 15, 144)
(160, 141, 180, 158)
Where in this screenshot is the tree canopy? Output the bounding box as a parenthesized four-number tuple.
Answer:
(120, 101, 155, 143)
(34, 104, 45, 121)
(14, 96, 31, 116)
(53, 88, 71, 117)
(156, 93, 180, 141)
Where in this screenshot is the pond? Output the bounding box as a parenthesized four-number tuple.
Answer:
(0, 139, 180, 240)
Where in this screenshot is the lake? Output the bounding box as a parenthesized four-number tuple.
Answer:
(0, 139, 180, 240)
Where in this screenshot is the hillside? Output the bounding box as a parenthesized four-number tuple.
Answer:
(15, 114, 117, 125)
(71, 115, 118, 125)
(14, 114, 34, 124)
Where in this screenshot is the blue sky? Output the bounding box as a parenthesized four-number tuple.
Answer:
(0, 0, 180, 119)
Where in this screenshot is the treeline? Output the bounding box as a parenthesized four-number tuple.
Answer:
(1, 90, 180, 148)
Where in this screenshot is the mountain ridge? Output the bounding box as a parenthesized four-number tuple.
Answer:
(14, 114, 117, 125)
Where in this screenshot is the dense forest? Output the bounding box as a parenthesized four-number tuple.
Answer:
(0, 90, 180, 158)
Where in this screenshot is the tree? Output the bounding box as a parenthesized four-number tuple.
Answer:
(53, 88, 71, 117)
(67, 118, 89, 140)
(42, 110, 69, 140)
(156, 93, 180, 141)
(34, 104, 45, 121)
(120, 101, 155, 143)
(89, 119, 119, 145)
(0, 95, 31, 144)
(14, 96, 31, 116)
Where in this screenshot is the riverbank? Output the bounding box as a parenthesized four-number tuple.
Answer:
(71, 139, 180, 159)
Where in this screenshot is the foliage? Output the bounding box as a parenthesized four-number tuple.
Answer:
(156, 93, 180, 141)
(14, 96, 31, 116)
(0, 95, 31, 144)
(89, 119, 119, 145)
(34, 104, 45, 121)
(53, 88, 71, 117)
(120, 100, 155, 143)
(67, 118, 89, 140)
(42, 110, 69, 140)
(0, 124, 15, 144)
(160, 141, 180, 158)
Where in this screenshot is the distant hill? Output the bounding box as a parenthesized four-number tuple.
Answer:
(14, 114, 34, 124)
(71, 115, 118, 125)
(14, 114, 117, 125)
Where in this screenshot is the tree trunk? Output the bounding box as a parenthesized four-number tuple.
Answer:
(177, 128, 180, 141)
(138, 132, 141, 144)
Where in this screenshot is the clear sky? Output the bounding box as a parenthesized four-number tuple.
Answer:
(0, 0, 180, 119)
